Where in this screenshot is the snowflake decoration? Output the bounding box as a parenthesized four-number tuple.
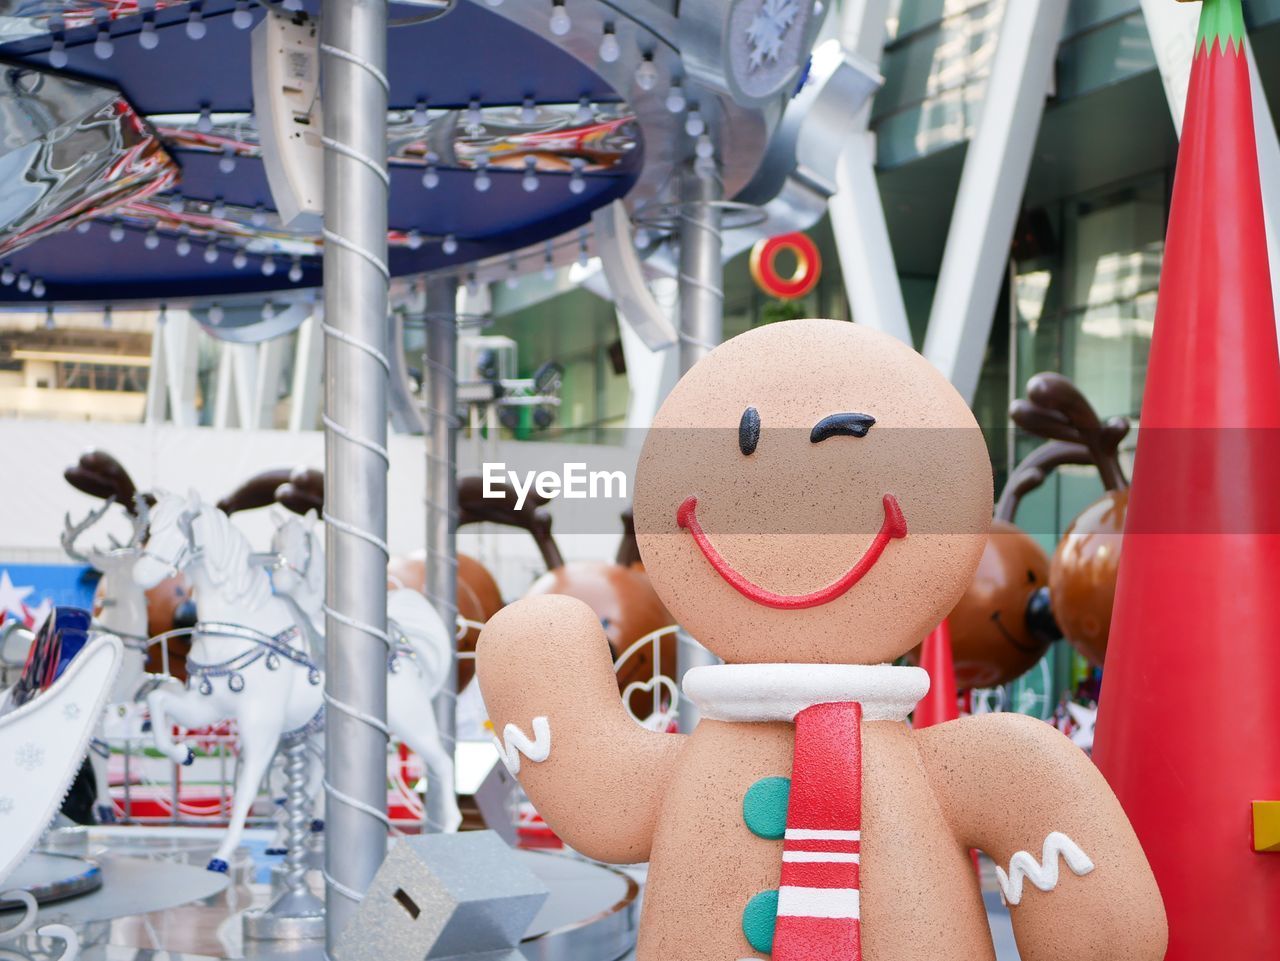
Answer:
(64, 703, 81, 720)
(0, 797, 13, 815)
(746, 0, 800, 70)
(15, 742, 45, 771)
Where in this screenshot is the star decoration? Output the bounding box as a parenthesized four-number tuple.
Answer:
(746, 0, 800, 70)
(15, 742, 45, 771)
(0, 570, 34, 619)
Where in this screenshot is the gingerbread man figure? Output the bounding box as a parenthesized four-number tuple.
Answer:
(477, 319, 1166, 961)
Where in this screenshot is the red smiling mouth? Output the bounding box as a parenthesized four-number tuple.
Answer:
(676, 493, 908, 610)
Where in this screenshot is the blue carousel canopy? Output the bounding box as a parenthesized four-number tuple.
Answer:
(0, 0, 640, 303)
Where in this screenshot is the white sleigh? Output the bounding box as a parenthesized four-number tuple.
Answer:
(0, 634, 124, 887)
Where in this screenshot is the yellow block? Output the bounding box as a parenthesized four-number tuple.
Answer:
(1252, 801, 1280, 852)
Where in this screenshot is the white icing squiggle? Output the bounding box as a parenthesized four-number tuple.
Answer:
(493, 716, 551, 775)
(996, 831, 1095, 906)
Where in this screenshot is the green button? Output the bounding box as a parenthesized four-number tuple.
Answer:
(742, 888, 779, 954)
(743, 776, 790, 840)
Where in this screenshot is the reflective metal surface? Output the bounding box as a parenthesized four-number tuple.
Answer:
(0, 63, 176, 257)
(0, 854, 100, 909)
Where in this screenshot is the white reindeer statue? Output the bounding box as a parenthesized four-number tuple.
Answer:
(60, 496, 166, 823)
(134, 492, 459, 874)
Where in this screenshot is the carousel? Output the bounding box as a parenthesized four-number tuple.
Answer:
(2, 0, 1275, 959)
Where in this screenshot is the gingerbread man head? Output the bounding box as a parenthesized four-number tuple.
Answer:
(634, 319, 991, 665)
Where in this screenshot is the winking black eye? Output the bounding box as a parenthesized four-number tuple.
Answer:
(739, 407, 761, 456)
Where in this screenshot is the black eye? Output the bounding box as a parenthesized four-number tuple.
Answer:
(739, 407, 760, 456)
(811, 412, 876, 443)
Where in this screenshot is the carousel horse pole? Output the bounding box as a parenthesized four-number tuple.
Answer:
(134, 491, 325, 873)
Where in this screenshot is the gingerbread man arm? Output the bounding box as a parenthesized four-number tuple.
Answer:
(476, 593, 687, 863)
(915, 713, 1167, 961)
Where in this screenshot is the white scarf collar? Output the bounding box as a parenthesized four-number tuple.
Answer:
(682, 663, 929, 723)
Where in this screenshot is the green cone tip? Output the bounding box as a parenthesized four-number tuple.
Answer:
(1195, 0, 1247, 55)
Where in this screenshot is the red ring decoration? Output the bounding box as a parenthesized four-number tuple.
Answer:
(749, 232, 822, 300)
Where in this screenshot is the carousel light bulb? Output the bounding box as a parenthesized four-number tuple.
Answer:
(233, 250, 248, 269)
(549, 1, 570, 36)
(103, 305, 113, 328)
(109, 223, 125, 243)
(75, 220, 91, 234)
(139, 17, 159, 49)
(666, 80, 687, 114)
(599, 26, 620, 63)
(289, 257, 303, 282)
(569, 157, 586, 194)
(577, 231, 589, 267)
(262, 254, 277, 277)
(262, 300, 276, 320)
(522, 156, 539, 193)
(442, 234, 459, 255)
(474, 168, 491, 192)
(17, 273, 31, 293)
(49, 37, 68, 69)
(466, 273, 480, 296)
(204, 241, 219, 264)
(197, 106, 213, 134)
(211, 197, 227, 219)
(0, 266, 12, 285)
(186, 8, 206, 40)
(45, 307, 55, 329)
(168, 194, 184, 214)
(208, 303, 224, 324)
(157, 304, 168, 326)
(251, 204, 267, 227)
(232, 0, 253, 29)
(422, 163, 439, 189)
(574, 95, 592, 125)
(542, 246, 555, 280)
(635, 54, 658, 91)
(521, 96, 537, 125)
(695, 133, 714, 159)
(413, 99, 428, 126)
(144, 229, 160, 250)
(32, 279, 46, 298)
(406, 229, 423, 251)
(466, 99, 483, 129)
(94, 25, 114, 59)
(219, 145, 237, 174)
(685, 107, 705, 137)
(176, 234, 191, 257)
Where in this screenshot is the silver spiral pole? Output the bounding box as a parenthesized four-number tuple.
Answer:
(676, 161, 724, 728)
(423, 274, 459, 833)
(243, 735, 326, 940)
(319, 0, 390, 946)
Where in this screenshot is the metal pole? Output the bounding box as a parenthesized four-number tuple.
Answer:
(424, 275, 459, 833)
(675, 164, 723, 727)
(319, 0, 390, 945)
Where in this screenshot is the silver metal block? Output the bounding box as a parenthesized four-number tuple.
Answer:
(332, 831, 548, 961)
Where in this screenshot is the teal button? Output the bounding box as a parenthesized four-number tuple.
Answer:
(742, 888, 779, 954)
(743, 776, 790, 840)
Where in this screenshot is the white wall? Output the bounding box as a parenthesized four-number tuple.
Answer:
(0, 419, 640, 602)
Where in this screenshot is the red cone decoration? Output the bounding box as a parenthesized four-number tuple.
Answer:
(1093, 1, 1280, 956)
(913, 621, 958, 729)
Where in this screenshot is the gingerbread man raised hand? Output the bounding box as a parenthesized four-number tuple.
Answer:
(477, 319, 1166, 961)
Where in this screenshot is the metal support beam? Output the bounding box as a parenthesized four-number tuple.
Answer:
(677, 167, 724, 372)
(676, 165, 724, 726)
(423, 275, 459, 833)
(921, 0, 1069, 403)
(320, 0, 390, 945)
(145, 309, 199, 426)
(828, 0, 912, 344)
(289, 310, 325, 431)
(1140, 0, 1280, 327)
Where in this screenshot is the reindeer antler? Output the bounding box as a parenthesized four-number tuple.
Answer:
(64, 449, 149, 515)
(1010, 373, 1131, 492)
(61, 499, 116, 564)
(217, 468, 299, 515)
(275, 467, 324, 516)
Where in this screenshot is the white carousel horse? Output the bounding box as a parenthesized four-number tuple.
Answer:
(60, 497, 167, 822)
(134, 493, 458, 874)
(268, 512, 460, 833)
